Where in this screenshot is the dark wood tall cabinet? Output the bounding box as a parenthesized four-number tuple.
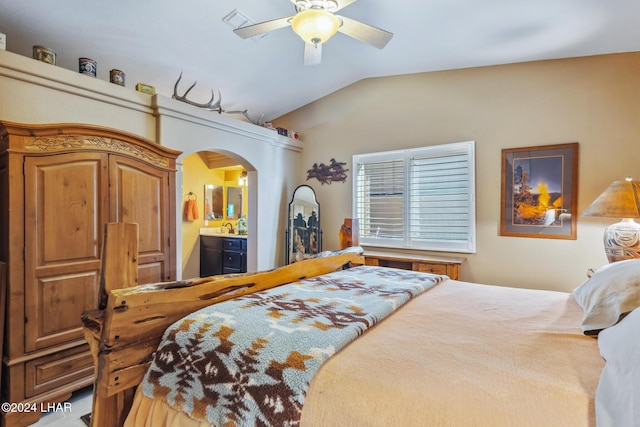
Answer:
(0, 122, 181, 427)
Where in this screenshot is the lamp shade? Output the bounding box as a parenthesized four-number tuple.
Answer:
(291, 9, 340, 45)
(582, 179, 640, 218)
(582, 178, 640, 263)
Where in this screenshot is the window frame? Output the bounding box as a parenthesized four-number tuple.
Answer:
(352, 141, 476, 253)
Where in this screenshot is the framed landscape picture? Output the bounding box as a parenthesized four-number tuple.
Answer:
(500, 143, 579, 239)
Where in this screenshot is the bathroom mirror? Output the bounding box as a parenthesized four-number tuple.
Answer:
(226, 186, 243, 219)
(286, 184, 322, 264)
(204, 184, 223, 220)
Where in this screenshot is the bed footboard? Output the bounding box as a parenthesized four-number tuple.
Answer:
(82, 223, 364, 427)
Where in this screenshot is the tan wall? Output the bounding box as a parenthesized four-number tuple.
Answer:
(0, 49, 303, 278)
(275, 52, 640, 292)
(155, 106, 303, 272)
(0, 50, 156, 139)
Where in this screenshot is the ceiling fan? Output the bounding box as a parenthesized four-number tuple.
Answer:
(233, 0, 393, 66)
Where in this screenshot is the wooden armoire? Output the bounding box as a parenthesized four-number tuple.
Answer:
(0, 122, 180, 426)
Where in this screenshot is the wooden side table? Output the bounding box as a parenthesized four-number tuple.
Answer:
(363, 251, 465, 280)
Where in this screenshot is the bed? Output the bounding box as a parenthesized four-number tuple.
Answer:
(82, 224, 640, 427)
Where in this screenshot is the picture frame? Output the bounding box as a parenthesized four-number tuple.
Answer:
(500, 143, 579, 239)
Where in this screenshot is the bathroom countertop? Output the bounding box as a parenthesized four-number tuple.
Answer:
(199, 228, 247, 238)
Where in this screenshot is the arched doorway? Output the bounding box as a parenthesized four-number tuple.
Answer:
(179, 149, 256, 279)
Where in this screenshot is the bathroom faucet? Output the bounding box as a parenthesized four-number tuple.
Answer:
(224, 222, 234, 233)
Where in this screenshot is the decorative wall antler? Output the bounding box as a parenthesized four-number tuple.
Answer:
(172, 73, 265, 126)
(172, 72, 222, 112)
(224, 109, 266, 126)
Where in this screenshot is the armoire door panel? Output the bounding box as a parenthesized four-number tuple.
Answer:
(30, 271, 98, 351)
(113, 166, 162, 253)
(25, 154, 109, 266)
(138, 262, 163, 285)
(110, 155, 170, 283)
(24, 153, 109, 352)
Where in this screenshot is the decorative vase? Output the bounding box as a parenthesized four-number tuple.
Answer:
(603, 218, 640, 263)
(237, 215, 248, 235)
(110, 69, 125, 86)
(33, 46, 56, 65)
(79, 57, 97, 77)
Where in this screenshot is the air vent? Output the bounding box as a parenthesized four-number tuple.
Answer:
(222, 9, 266, 41)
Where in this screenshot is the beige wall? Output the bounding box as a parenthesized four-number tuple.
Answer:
(154, 102, 303, 272)
(275, 52, 640, 292)
(4, 47, 639, 289)
(0, 49, 303, 279)
(0, 50, 156, 139)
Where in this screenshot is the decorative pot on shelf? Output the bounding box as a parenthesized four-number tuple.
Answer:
(33, 45, 56, 64)
(110, 69, 125, 86)
(79, 57, 97, 77)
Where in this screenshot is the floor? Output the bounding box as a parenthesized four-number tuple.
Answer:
(29, 386, 93, 427)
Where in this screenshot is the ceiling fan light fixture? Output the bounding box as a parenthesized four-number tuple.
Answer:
(291, 8, 340, 45)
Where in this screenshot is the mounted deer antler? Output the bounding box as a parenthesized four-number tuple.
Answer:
(224, 109, 266, 126)
(172, 72, 266, 126)
(173, 72, 222, 112)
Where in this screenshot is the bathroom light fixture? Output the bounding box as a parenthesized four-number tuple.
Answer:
(238, 170, 248, 186)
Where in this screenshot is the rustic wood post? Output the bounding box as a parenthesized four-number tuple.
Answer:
(87, 223, 139, 427)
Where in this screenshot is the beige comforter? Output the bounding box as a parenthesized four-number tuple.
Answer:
(125, 279, 603, 427)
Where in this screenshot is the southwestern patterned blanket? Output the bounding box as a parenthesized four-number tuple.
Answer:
(139, 266, 446, 426)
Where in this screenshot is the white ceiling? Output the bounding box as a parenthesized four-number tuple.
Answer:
(1, 0, 639, 123)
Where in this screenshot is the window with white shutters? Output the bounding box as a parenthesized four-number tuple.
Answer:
(353, 141, 476, 253)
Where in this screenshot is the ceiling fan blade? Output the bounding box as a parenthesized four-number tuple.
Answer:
(233, 16, 292, 39)
(303, 42, 322, 66)
(334, 0, 358, 12)
(337, 15, 393, 49)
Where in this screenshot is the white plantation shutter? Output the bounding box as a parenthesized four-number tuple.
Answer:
(354, 141, 476, 253)
(355, 156, 405, 245)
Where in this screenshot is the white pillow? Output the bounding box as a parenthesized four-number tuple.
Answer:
(595, 307, 640, 427)
(572, 258, 640, 335)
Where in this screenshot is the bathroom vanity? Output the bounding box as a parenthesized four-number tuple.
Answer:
(200, 232, 247, 277)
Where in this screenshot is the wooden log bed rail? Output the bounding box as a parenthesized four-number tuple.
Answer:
(81, 223, 365, 427)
